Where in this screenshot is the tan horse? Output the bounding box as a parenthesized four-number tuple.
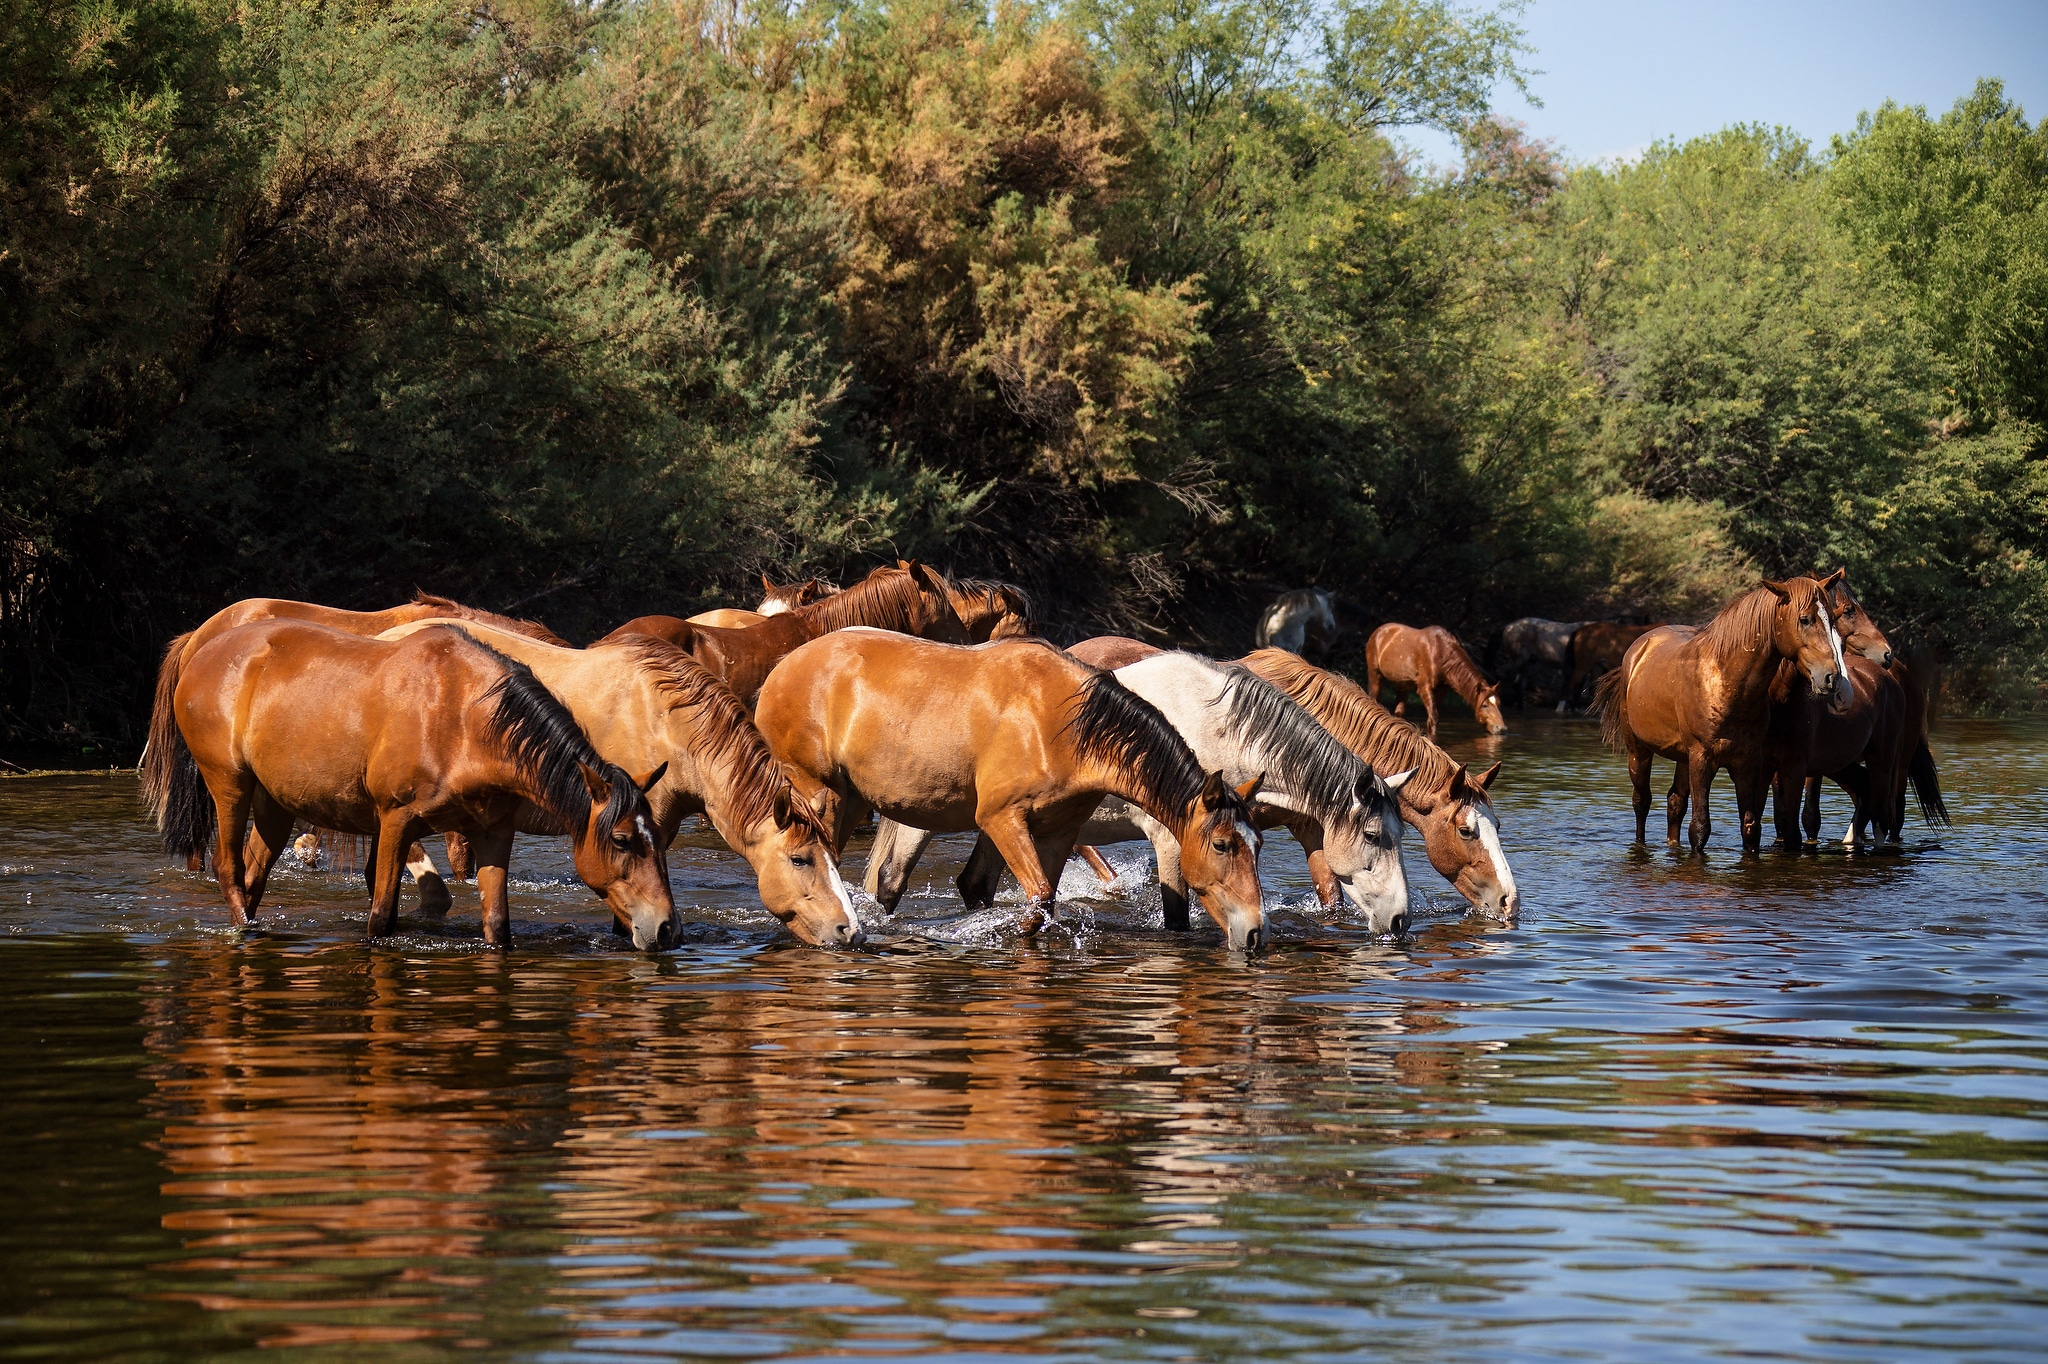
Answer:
(1596, 574, 1853, 853)
(378, 620, 860, 946)
(754, 632, 1270, 950)
(1364, 624, 1506, 737)
(1239, 649, 1518, 919)
(597, 562, 964, 708)
(159, 622, 676, 949)
(141, 592, 569, 891)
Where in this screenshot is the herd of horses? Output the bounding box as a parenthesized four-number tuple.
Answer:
(136, 561, 1943, 955)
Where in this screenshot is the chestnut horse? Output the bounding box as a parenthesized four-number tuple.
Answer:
(377, 620, 860, 946)
(1364, 625, 1506, 737)
(159, 622, 676, 949)
(755, 632, 1269, 950)
(1596, 574, 1853, 853)
(142, 592, 569, 893)
(597, 562, 964, 708)
(868, 650, 1412, 933)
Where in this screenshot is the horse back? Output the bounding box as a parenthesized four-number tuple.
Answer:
(176, 621, 499, 831)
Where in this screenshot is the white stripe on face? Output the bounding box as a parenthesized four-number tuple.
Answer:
(825, 856, 858, 932)
(1825, 611, 1848, 681)
(1469, 805, 1515, 903)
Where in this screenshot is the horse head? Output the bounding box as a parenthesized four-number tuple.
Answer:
(569, 761, 681, 952)
(1327, 766, 1413, 933)
(1432, 760, 1517, 919)
(1760, 574, 1853, 714)
(1474, 682, 1508, 735)
(749, 786, 863, 948)
(1177, 772, 1268, 951)
(1821, 571, 1894, 667)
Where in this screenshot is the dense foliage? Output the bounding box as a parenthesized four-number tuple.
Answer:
(2, 0, 2042, 751)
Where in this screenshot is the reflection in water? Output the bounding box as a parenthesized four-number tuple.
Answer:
(0, 715, 2045, 1360)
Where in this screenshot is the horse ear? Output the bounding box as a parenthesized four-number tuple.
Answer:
(633, 761, 668, 794)
(1820, 567, 1847, 592)
(761, 571, 775, 595)
(1235, 772, 1265, 804)
(1758, 578, 1792, 603)
(578, 762, 611, 804)
(1199, 770, 1229, 810)
(1474, 760, 1501, 791)
(772, 786, 795, 829)
(1383, 766, 1417, 793)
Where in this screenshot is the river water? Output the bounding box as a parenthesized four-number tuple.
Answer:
(2, 714, 2044, 1362)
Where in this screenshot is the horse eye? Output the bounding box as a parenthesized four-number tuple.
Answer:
(1800, 614, 1813, 626)
(1211, 839, 1230, 854)
(612, 833, 634, 851)
(1458, 824, 1478, 839)
(791, 855, 812, 869)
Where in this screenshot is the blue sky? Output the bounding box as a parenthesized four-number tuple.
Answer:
(1400, 0, 2048, 167)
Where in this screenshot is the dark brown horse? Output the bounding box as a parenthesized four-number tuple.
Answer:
(141, 592, 572, 890)
(596, 562, 964, 708)
(1596, 574, 1853, 853)
(1364, 624, 1507, 737)
(157, 622, 675, 949)
(1559, 622, 1658, 713)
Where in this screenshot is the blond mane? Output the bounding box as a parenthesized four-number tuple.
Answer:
(619, 637, 827, 841)
(1244, 649, 1475, 814)
(411, 591, 571, 648)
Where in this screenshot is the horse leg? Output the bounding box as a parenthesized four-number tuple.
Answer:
(366, 813, 417, 939)
(239, 790, 296, 918)
(1421, 669, 1440, 738)
(1147, 825, 1193, 931)
(958, 833, 1010, 911)
(444, 832, 474, 881)
(1665, 757, 1690, 846)
(1366, 657, 1383, 709)
(1802, 775, 1824, 845)
(209, 781, 257, 926)
(1294, 824, 1341, 908)
(1833, 765, 1872, 848)
(976, 807, 1057, 931)
(407, 842, 453, 918)
(1078, 846, 1119, 886)
(1732, 763, 1770, 852)
(1627, 741, 1654, 842)
(1770, 766, 1802, 848)
(865, 817, 935, 913)
(468, 824, 516, 950)
(1686, 755, 1716, 854)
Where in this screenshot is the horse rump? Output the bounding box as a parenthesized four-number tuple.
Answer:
(1593, 667, 1629, 752)
(140, 630, 216, 861)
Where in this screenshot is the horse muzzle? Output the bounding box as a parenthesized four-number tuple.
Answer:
(627, 906, 681, 953)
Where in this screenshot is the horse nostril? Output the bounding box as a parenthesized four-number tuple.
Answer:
(1243, 926, 1263, 952)
(1390, 913, 1410, 937)
(655, 919, 678, 951)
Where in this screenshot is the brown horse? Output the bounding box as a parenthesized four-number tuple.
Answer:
(1559, 622, 1658, 714)
(377, 619, 861, 946)
(1596, 574, 1854, 853)
(754, 631, 1269, 950)
(1364, 624, 1507, 737)
(158, 622, 676, 949)
(1061, 638, 1516, 918)
(596, 562, 964, 708)
(1767, 580, 1902, 847)
(141, 592, 569, 891)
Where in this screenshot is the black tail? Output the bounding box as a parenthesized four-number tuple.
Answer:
(1907, 736, 1950, 826)
(1593, 667, 1629, 751)
(140, 631, 216, 861)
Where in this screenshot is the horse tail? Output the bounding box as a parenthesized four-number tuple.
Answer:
(1593, 666, 1629, 752)
(1907, 737, 1950, 827)
(141, 631, 215, 860)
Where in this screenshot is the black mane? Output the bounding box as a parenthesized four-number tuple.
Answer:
(471, 639, 641, 837)
(1064, 671, 1227, 821)
(1210, 660, 1394, 829)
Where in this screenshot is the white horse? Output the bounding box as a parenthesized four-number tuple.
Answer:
(1255, 588, 1337, 657)
(866, 651, 1416, 934)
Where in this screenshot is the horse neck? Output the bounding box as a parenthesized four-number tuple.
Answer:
(1693, 599, 1794, 712)
(1432, 634, 1490, 709)
(654, 695, 777, 854)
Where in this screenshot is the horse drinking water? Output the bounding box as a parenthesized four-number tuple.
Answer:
(1364, 625, 1507, 738)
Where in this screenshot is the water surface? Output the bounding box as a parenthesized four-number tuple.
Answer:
(2, 714, 2044, 1361)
